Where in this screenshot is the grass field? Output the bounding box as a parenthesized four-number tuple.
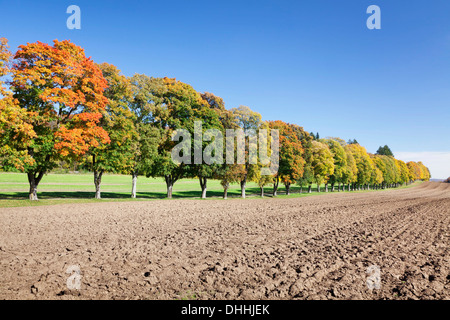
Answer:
(0, 172, 421, 208)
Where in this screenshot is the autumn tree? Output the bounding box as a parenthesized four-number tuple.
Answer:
(397, 159, 410, 186)
(268, 121, 305, 196)
(369, 155, 384, 189)
(407, 161, 420, 182)
(346, 144, 373, 190)
(86, 63, 137, 199)
(371, 155, 387, 189)
(342, 146, 358, 191)
(10, 40, 109, 200)
(310, 141, 334, 192)
(324, 138, 347, 192)
(215, 164, 245, 199)
(380, 155, 398, 188)
(253, 163, 273, 197)
(417, 162, 431, 181)
(0, 37, 36, 171)
(296, 132, 314, 193)
(388, 157, 401, 187)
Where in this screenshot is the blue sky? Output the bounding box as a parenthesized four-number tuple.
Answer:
(1, 0, 449, 178)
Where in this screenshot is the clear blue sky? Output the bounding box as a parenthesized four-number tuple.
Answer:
(1, 0, 449, 177)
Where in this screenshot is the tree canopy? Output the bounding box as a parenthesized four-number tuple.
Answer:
(0, 37, 432, 200)
(376, 145, 394, 157)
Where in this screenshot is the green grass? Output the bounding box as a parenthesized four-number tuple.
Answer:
(0, 172, 422, 208)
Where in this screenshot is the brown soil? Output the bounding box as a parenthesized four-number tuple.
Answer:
(0, 182, 449, 300)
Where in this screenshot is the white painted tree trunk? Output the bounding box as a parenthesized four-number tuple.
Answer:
(29, 184, 38, 201)
(131, 174, 138, 198)
(201, 187, 207, 199)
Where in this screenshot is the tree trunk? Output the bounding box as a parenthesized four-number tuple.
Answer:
(325, 184, 329, 192)
(260, 186, 264, 197)
(27, 171, 44, 201)
(29, 183, 38, 201)
(131, 171, 138, 198)
(273, 178, 279, 197)
(199, 177, 207, 199)
(300, 186, 303, 193)
(223, 186, 228, 200)
(240, 179, 246, 199)
(165, 175, 174, 199)
(317, 185, 321, 193)
(27, 173, 37, 201)
(285, 183, 291, 195)
(308, 185, 312, 193)
(94, 170, 103, 199)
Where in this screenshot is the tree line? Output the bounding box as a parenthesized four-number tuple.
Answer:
(0, 38, 431, 200)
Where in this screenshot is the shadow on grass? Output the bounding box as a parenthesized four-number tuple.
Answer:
(0, 186, 318, 200)
(0, 188, 271, 200)
(0, 184, 322, 200)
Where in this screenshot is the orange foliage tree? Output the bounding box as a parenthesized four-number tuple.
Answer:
(0, 37, 36, 171)
(10, 40, 109, 200)
(268, 120, 305, 196)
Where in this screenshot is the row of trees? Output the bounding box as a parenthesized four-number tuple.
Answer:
(0, 38, 431, 200)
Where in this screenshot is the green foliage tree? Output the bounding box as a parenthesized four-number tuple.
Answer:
(376, 145, 394, 157)
(189, 92, 226, 199)
(128, 74, 163, 198)
(146, 78, 220, 198)
(230, 105, 262, 198)
(88, 63, 137, 199)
